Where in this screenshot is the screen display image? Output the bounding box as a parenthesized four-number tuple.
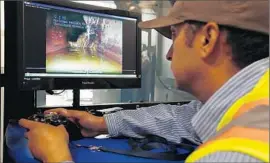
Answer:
(12, 1, 141, 90)
(46, 11, 123, 74)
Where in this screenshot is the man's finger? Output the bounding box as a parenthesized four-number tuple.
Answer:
(24, 132, 29, 139)
(67, 117, 76, 123)
(57, 125, 68, 133)
(44, 108, 67, 116)
(65, 110, 85, 119)
(57, 124, 66, 130)
(57, 125, 69, 139)
(19, 119, 41, 130)
(45, 108, 85, 119)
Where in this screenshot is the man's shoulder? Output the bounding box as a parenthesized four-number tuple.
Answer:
(216, 104, 269, 137)
(186, 105, 269, 162)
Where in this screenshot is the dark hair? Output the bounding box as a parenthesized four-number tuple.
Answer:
(184, 20, 269, 69)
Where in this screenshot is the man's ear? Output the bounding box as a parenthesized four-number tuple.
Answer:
(199, 22, 220, 58)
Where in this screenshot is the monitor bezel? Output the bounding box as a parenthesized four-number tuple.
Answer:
(16, 0, 141, 90)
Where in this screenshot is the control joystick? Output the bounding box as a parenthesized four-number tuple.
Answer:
(28, 112, 69, 126)
(27, 112, 83, 141)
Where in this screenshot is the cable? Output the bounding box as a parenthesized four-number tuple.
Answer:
(46, 90, 66, 95)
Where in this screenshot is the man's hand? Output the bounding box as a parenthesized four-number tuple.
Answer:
(19, 119, 73, 163)
(45, 108, 108, 137)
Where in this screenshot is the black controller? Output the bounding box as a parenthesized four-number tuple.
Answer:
(11, 112, 83, 141)
(28, 112, 69, 126)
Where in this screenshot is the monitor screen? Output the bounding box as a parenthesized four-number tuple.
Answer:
(18, 1, 141, 90)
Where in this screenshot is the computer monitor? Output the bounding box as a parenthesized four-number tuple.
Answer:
(15, 1, 141, 90)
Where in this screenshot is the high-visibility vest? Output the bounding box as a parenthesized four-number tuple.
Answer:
(185, 69, 269, 163)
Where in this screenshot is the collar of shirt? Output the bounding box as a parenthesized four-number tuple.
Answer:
(191, 57, 269, 142)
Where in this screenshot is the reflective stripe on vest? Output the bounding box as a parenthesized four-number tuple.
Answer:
(185, 123, 269, 162)
(185, 69, 269, 163)
(217, 69, 269, 131)
(185, 138, 269, 162)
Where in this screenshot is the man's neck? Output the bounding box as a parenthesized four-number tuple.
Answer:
(190, 66, 240, 103)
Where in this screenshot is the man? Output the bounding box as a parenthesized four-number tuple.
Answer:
(19, 1, 269, 163)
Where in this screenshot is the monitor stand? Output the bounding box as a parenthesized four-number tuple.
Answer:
(72, 88, 80, 108)
(34, 88, 81, 112)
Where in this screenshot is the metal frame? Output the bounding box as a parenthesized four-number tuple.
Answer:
(0, 1, 4, 162)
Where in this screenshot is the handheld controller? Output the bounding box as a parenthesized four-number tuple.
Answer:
(27, 112, 69, 126)
(10, 112, 83, 141)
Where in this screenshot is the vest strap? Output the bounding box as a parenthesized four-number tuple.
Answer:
(186, 70, 269, 163)
(217, 69, 269, 131)
(185, 138, 269, 163)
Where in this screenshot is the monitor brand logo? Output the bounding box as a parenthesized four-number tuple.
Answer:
(82, 81, 95, 85)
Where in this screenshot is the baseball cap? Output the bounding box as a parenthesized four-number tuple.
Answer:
(138, 0, 269, 39)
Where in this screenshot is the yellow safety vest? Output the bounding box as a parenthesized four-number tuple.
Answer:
(185, 69, 269, 163)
